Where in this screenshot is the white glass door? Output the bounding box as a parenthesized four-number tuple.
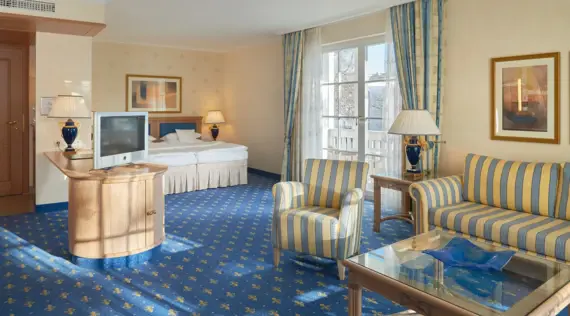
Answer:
(321, 37, 401, 192)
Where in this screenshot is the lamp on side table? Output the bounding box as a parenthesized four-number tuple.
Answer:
(388, 109, 441, 176)
(48, 95, 90, 155)
(205, 110, 225, 141)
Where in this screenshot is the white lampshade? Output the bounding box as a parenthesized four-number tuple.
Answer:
(205, 110, 225, 124)
(388, 109, 441, 136)
(48, 95, 90, 118)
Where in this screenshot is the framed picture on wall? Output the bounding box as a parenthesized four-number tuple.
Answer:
(39, 97, 55, 116)
(490, 52, 560, 144)
(126, 75, 182, 113)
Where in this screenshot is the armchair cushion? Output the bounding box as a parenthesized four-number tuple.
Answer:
(273, 206, 340, 259)
(272, 181, 309, 211)
(304, 159, 368, 209)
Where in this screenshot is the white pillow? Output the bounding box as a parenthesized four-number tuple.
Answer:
(176, 129, 201, 143)
(162, 132, 179, 143)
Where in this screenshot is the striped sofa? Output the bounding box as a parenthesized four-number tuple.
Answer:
(271, 159, 369, 280)
(410, 153, 570, 263)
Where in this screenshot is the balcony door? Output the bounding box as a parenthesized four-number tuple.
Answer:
(321, 37, 401, 192)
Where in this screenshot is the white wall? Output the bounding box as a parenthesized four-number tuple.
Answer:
(223, 38, 284, 174)
(35, 33, 93, 205)
(440, 0, 570, 175)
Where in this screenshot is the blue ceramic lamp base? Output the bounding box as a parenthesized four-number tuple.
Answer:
(62, 118, 79, 152)
(210, 124, 220, 141)
(405, 136, 423, 174)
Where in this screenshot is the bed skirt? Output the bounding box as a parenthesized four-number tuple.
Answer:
(163, 164, 198, 194)
(197, 160, 248, 190)
(162, 160, 248, 194)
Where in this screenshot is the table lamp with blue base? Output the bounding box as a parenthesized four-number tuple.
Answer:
(388, 109, 441, 176)
(48, 95, 90, 154)
(205, 110, 226, 141)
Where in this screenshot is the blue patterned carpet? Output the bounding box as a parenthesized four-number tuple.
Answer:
(0, 174, 411, 315)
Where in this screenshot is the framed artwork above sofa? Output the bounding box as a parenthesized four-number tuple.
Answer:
(490, 52, 560, 144)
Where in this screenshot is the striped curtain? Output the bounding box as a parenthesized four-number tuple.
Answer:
(281, 31, 305, 181)
(391, 0, 446, 174)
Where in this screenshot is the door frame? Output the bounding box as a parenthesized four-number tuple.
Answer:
(0, 30, 31, 195)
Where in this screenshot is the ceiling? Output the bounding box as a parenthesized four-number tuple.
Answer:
(94, 0, 410, 52)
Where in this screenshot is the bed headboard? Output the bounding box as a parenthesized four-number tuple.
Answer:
(149, 116, 203, 139)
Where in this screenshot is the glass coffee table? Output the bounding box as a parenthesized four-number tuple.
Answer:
(344, 230, 570, 316)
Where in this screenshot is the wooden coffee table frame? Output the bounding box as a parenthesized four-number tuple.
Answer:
(343, 259, 570, 316)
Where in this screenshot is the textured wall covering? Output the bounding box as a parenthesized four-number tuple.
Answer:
(441, 0, 570, 175)
(92, 42, 224, 136)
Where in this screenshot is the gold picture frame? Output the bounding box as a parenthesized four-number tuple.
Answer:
(490, 52, 560, 144)
(126, 74, 182, 113)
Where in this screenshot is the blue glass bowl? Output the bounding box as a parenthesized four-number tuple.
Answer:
(422, 237, 516, 271)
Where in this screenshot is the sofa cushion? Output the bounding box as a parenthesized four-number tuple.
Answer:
(430, 201, 570, 261)
(463, 153, 559, 217)
(556, 163, 570, 220)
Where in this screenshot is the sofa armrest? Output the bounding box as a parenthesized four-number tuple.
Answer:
(337, 188, 365, 259)
(272, 182, 309, 212)
(409, 175, 463, 234)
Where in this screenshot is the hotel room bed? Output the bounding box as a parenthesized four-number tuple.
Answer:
(145, 116, 248, 194)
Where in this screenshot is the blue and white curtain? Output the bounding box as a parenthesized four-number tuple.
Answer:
(281, 31, 305, 181)
(391, 0, 446, 174)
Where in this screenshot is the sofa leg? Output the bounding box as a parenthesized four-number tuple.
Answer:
(273, 248, 280, 267)
(337, 260, 346, 281)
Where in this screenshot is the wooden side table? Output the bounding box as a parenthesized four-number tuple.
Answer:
(371, 173, 438, 234)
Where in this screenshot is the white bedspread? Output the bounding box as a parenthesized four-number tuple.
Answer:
(146, 141, 248, 165)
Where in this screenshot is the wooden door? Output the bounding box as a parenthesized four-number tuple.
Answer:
(145, 176, 165, 247)
(0, 44, 26, 196)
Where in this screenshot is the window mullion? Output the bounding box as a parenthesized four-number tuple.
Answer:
(357, 44, 366, 161)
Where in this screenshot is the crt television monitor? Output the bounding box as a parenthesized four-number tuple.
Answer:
(93, 112, 148, 169)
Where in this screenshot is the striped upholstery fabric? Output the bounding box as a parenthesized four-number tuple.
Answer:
(409, 175, 464, 234)
(303, 159, 368, 209)
(430, 202, 570, 261)
(272, 159, 369, 260)
(463, 154, 559, 217)
(556, 163, 570, 220)
(274, 207, 340, 258)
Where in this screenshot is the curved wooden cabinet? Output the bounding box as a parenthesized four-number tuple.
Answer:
(44, 151, 168, 260)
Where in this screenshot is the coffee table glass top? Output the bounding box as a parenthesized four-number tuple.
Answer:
(348, 230, 570, 315)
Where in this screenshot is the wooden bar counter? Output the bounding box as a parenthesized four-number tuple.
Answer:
(44, 151, 168, 266)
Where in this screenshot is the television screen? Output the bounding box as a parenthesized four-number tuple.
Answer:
(99, 116, 146, 157)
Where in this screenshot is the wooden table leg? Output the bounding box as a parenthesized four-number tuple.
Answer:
(373, 181, 381, 232)
(348, 281, 363, 316)
(404, 193, 416, 234)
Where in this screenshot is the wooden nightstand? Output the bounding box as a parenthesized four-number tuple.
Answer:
(371, 172, 439, 233)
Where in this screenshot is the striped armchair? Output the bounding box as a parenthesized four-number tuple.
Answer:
(271, 159, 369, 280)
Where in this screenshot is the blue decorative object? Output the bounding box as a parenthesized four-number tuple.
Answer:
(61, 119, 79, 152)
(423, 237, 516, 271)
(211, 124, 220, 141)
(405, 136, 422, 173)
